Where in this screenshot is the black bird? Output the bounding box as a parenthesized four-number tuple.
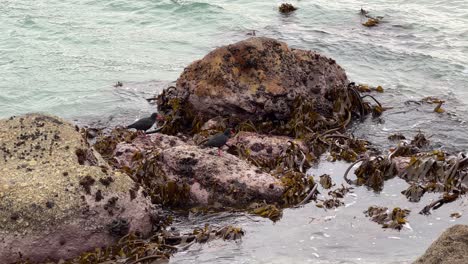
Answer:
(203, 128, 234, 155)
(126, 113, 164, 132)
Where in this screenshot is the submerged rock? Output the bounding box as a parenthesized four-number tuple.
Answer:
(111, 133, 284, 207)
(157, 37, 350, 134)
(0, 114, 154, 263)
(415, 225, 468, 264)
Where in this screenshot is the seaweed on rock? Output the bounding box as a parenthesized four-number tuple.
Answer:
(250, 204, 283, 222)
(67, 224, 244, 264)
(94, 128, 138, 162)
(128, 151, 191, 207)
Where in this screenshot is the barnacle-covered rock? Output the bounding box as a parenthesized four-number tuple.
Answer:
(157, 37, 350, 135)
(112, 132, 186, 169)
(415, 225, 468, 264)
(0, 114, 154, 263)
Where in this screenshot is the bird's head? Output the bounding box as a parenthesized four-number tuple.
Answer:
(224, 128, 235, 137)
(151, 113, 165, 121)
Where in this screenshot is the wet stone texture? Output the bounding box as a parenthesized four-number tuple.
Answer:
(415, 225, 468, 264)
(226, 131, 311, 167)
(111, 133, 284, 207)
(157, 37, 349, 133)
(0, 114, 154, 263)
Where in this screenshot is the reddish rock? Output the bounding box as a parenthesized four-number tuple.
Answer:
(158, 37, 349, 125)
(227, 131, 312, 166)
(112, 133, 284, 206)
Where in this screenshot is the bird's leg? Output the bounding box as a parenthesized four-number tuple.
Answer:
(218, 148, 222, 156)
(137, 130, 146, 137)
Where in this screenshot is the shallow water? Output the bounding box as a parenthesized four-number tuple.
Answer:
(170, 159, 468, 264)
(1, 0, 468, 263)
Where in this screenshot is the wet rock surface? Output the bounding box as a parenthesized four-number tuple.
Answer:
(415, 225, 468, 264)
(109, 133, 284, 207)
(0, 114, 154, 263)
(157, 37, 350, 134)
(227, 131, 312, 170)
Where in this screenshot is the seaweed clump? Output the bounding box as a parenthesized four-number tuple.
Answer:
(346, 131, 467, 214)
(350, 157, 398, 192)
(359, 9, 384, 27)
(250, 204, 283, 222)
(94, 128, 138, 162)
(70, 224, 244, 264)
(279, 3, 297, 14)
(364, 206, 410, 230)
(278, 170, 316, 205)
(127, 151, 191, 208)
(156, 89, 204, 136)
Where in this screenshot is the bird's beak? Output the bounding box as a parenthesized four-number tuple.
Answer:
(230, 129, 235, 136)
(157, 115, 165, 121)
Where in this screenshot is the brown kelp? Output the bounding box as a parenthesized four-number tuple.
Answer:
(279, 3, 297, 14)
(345, 132, 467, 214)
(359, 9, 384, 27)
(364, 206, 410, 230)
(66, 223, 243, 264)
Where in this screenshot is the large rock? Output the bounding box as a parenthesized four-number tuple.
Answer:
(112, 133, 284, 207)
(0, 114, 154, 263)
(158, 37, 349, 124)
(414, 225, 468, 264)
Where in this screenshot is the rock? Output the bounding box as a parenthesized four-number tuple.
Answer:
(0, 114, 154, 263)
(112, 133, 284, 207)
(200, 117, 226, 131)
(113, 133, 186, 169)
(414, 225, 468, 264)
(158, 37, 350, 133)
(227, 131, 313, 169)
(161, 145, 284, 205)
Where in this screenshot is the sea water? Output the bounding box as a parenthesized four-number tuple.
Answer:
(1, 0, 467, 263)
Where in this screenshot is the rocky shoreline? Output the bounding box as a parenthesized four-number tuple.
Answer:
(1, 37, 467, 263)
